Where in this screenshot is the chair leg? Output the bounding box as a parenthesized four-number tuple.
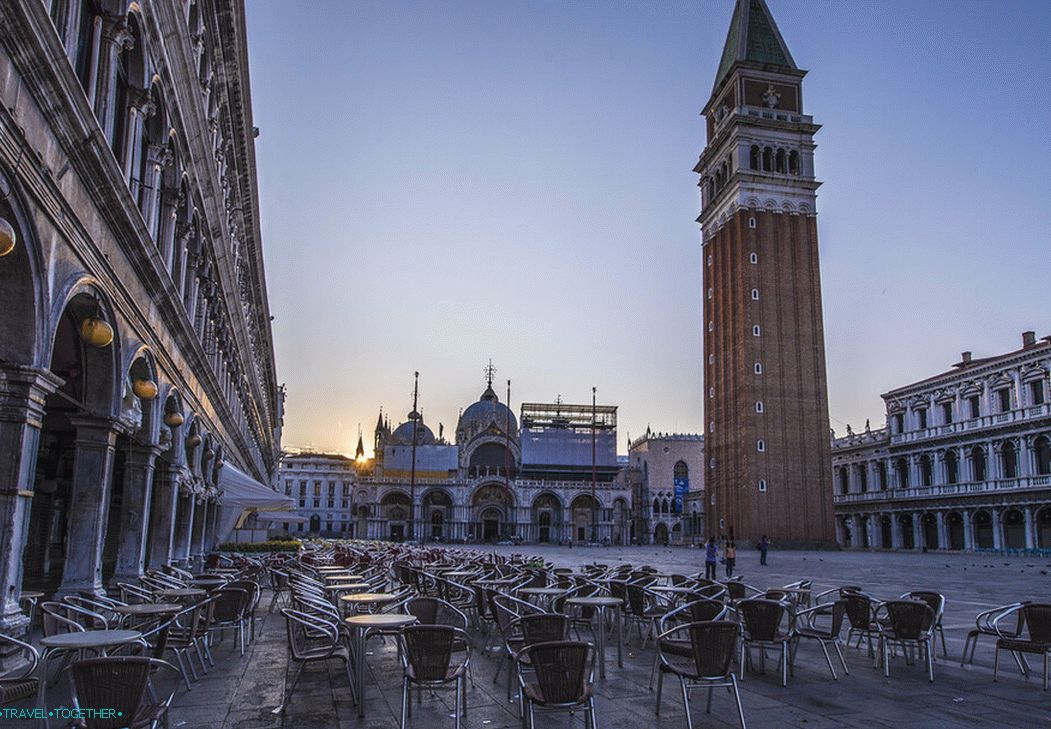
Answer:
(819, 640, 837, 679)
(680, 677, 693, 729)
(455, 677, 462, 729)
(400, 677, 409, 729)
(1043, 652, 1048, 692)
(730, 675, 747, 729)
(926, 640, 934, 683)
(781, 643, 788, 687)
(993, 646, 1000, 682)
(960, 634, 973, 667)
(648, 652, 659, 690)
(939, 625, 947, 658)
(834, 640, 849, 675)
(655, 666, 664, 715)
(706, 685, 713, 713)
(882, 638, 890, 678)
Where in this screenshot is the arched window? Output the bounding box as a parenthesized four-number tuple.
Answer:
(775, 148, 786, 173)
(895, 458, 909, 489)
(920, 454, 933, 486)
(970, 445, 986, 481)
(788, 150, 799, 175)
(944, 449, 958, 484)
(652, 497, 660, 515)
(756, 439, 765, 452)
(71, 1, 101, 98)
(1035, 435, 1051, 476)
(749, 145, 760, 170)
(762, 147, 772, 171)
(754, 362, 763, 375)
(1002, 440, 1018, 478)
(837, 466, 849, 495)
(112, 14, 148, 169)
(673, 461, 688, 480)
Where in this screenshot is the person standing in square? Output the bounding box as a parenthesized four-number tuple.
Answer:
(759, 535, 769, 566)
(704, 537, 719, 580)
(724, 540, 736, 578)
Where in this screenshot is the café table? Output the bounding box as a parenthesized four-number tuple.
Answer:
(322, 572, 364, 583)
(340, 592, 398, 615)
(518, 587, 565, 609)
(346, 614, 417, 718)
(157, 587, 206, 602)
(37, 629, 143, 728)
(326, 582, 370, 595)
(566, 596, 623, 679)
(191, 577, 227, 591)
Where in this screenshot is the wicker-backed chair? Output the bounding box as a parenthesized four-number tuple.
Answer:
(399, 625, 471, 729)
(207, 587, 250, 657)
(738, 598, 795, 687)
(792, 599, 850, 679)
(268, 569, 291, 613)
(516, 641, 596, 729)
(165, 596, 216, 682)
(277, 608, 355, 713)
(876, 599, 936, 682)
(655, 621, 745, 729)
(993, 602, 1051, 690)
(225, 579, 262, 643)
(0, 632, 39, 707)
(962, 602, 1026, 670)
(901, 591, 947, 657)
(844, 592, 881, 657)
(649, 598, 728, 690)
(489, 592, 540, 692)
(68, 656, 179, 729)
(724, 580, 762, 605)
(624, 582, 668, 649)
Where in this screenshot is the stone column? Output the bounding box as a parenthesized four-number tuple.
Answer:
(190, 496, 205, 563)
(1023, 505, 1035, 550)
(94, 15, 133, 149)
(173, 492, 195, 564)
(147, 464, 180, 569)
(962, 510, 973, 551)
(911, 513, 922, 550)
(112, 445, 162, 582)
(0, 368, 61, 637)
(935, 511, 947, 550)
(58, 417, 119, 596)
(844, 515, 856, 547)
(990, 507, 1003, 550)
(864, 515, 875, 548)
(890, 514, 904, 549)
(871, 514, 884, 549)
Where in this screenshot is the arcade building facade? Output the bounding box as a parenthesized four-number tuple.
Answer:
(832, 332, 1051, 552)
(0, 0, 281, 642)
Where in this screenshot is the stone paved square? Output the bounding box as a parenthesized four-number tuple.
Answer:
(10, 546, 1039, 729)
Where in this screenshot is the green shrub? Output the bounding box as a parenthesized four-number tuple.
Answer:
(216, 539, 301, 553)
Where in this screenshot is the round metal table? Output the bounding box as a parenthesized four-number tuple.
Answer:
(566, 596, 624, 679)
(346, 614, 417, 718)
(518, 587, 565, 609)
(157, 587, 207, 602)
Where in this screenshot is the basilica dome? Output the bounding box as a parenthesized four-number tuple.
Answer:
(388, 414, 436, 446)
(457, 384, 518, 443)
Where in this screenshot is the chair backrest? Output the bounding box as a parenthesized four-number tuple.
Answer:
(843, 593, 875, 629)
(884, 600, 934, 641)
(518, 613, 569, 646)
(725, 581, 747, 601)
(687, 620, 739, 679)
(688, 598, 727, 623)
(904, 591, 944, 624)
(41, 602, 88, 636)
(521, 641, 593, 705)
(738, 598, 787, 641)
(69, 657, 152, 729)
(406, 596, 441, 624)
(212, 587, 249, 623)
(402, 625, 457, 682)
(282, 609, 337, 661)
(1022, 603, 1051, 644)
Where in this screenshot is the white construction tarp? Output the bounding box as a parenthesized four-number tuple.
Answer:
(216, 462, 294, 543)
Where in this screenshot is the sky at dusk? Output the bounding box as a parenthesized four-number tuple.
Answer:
(245, 0, 1051, 457)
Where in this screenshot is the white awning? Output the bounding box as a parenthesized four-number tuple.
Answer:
(259, 511, 309, 524)
(216, 462, 294, 542)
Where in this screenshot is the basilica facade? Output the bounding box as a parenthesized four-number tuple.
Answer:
(340, 378, 633, 545)
(832, 332, 1051, 552)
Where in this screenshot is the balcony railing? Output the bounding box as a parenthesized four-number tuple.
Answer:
(889, 403, 1050, 445)
(833, 474, 1051, 504)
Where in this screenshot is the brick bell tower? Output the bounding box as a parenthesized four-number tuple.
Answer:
(696, 0, 834, 545)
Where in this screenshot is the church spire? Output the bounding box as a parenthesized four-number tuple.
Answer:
(712, 0, 797, 97)
(355, 424, 365, 459)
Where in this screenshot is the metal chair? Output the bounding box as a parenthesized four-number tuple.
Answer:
(738, 598, 795, 687)
(876, 600, 936, 682)
(649, 598, 728, 690)
(993, 602, 1051, 690)
(901, 590, 947, 657)
(962, 602, 1026, 670)
(0, 632, 39, 707)
(276, 608, 355, 713)
(399, 625, 471, 729)
(792, 599, 850, 679)
(655, 621, 746, 729)
(68, 656, 179, 729)
(516, 641, 596, 729)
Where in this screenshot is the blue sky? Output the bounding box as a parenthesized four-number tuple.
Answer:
(245, 0, 1051, 455)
